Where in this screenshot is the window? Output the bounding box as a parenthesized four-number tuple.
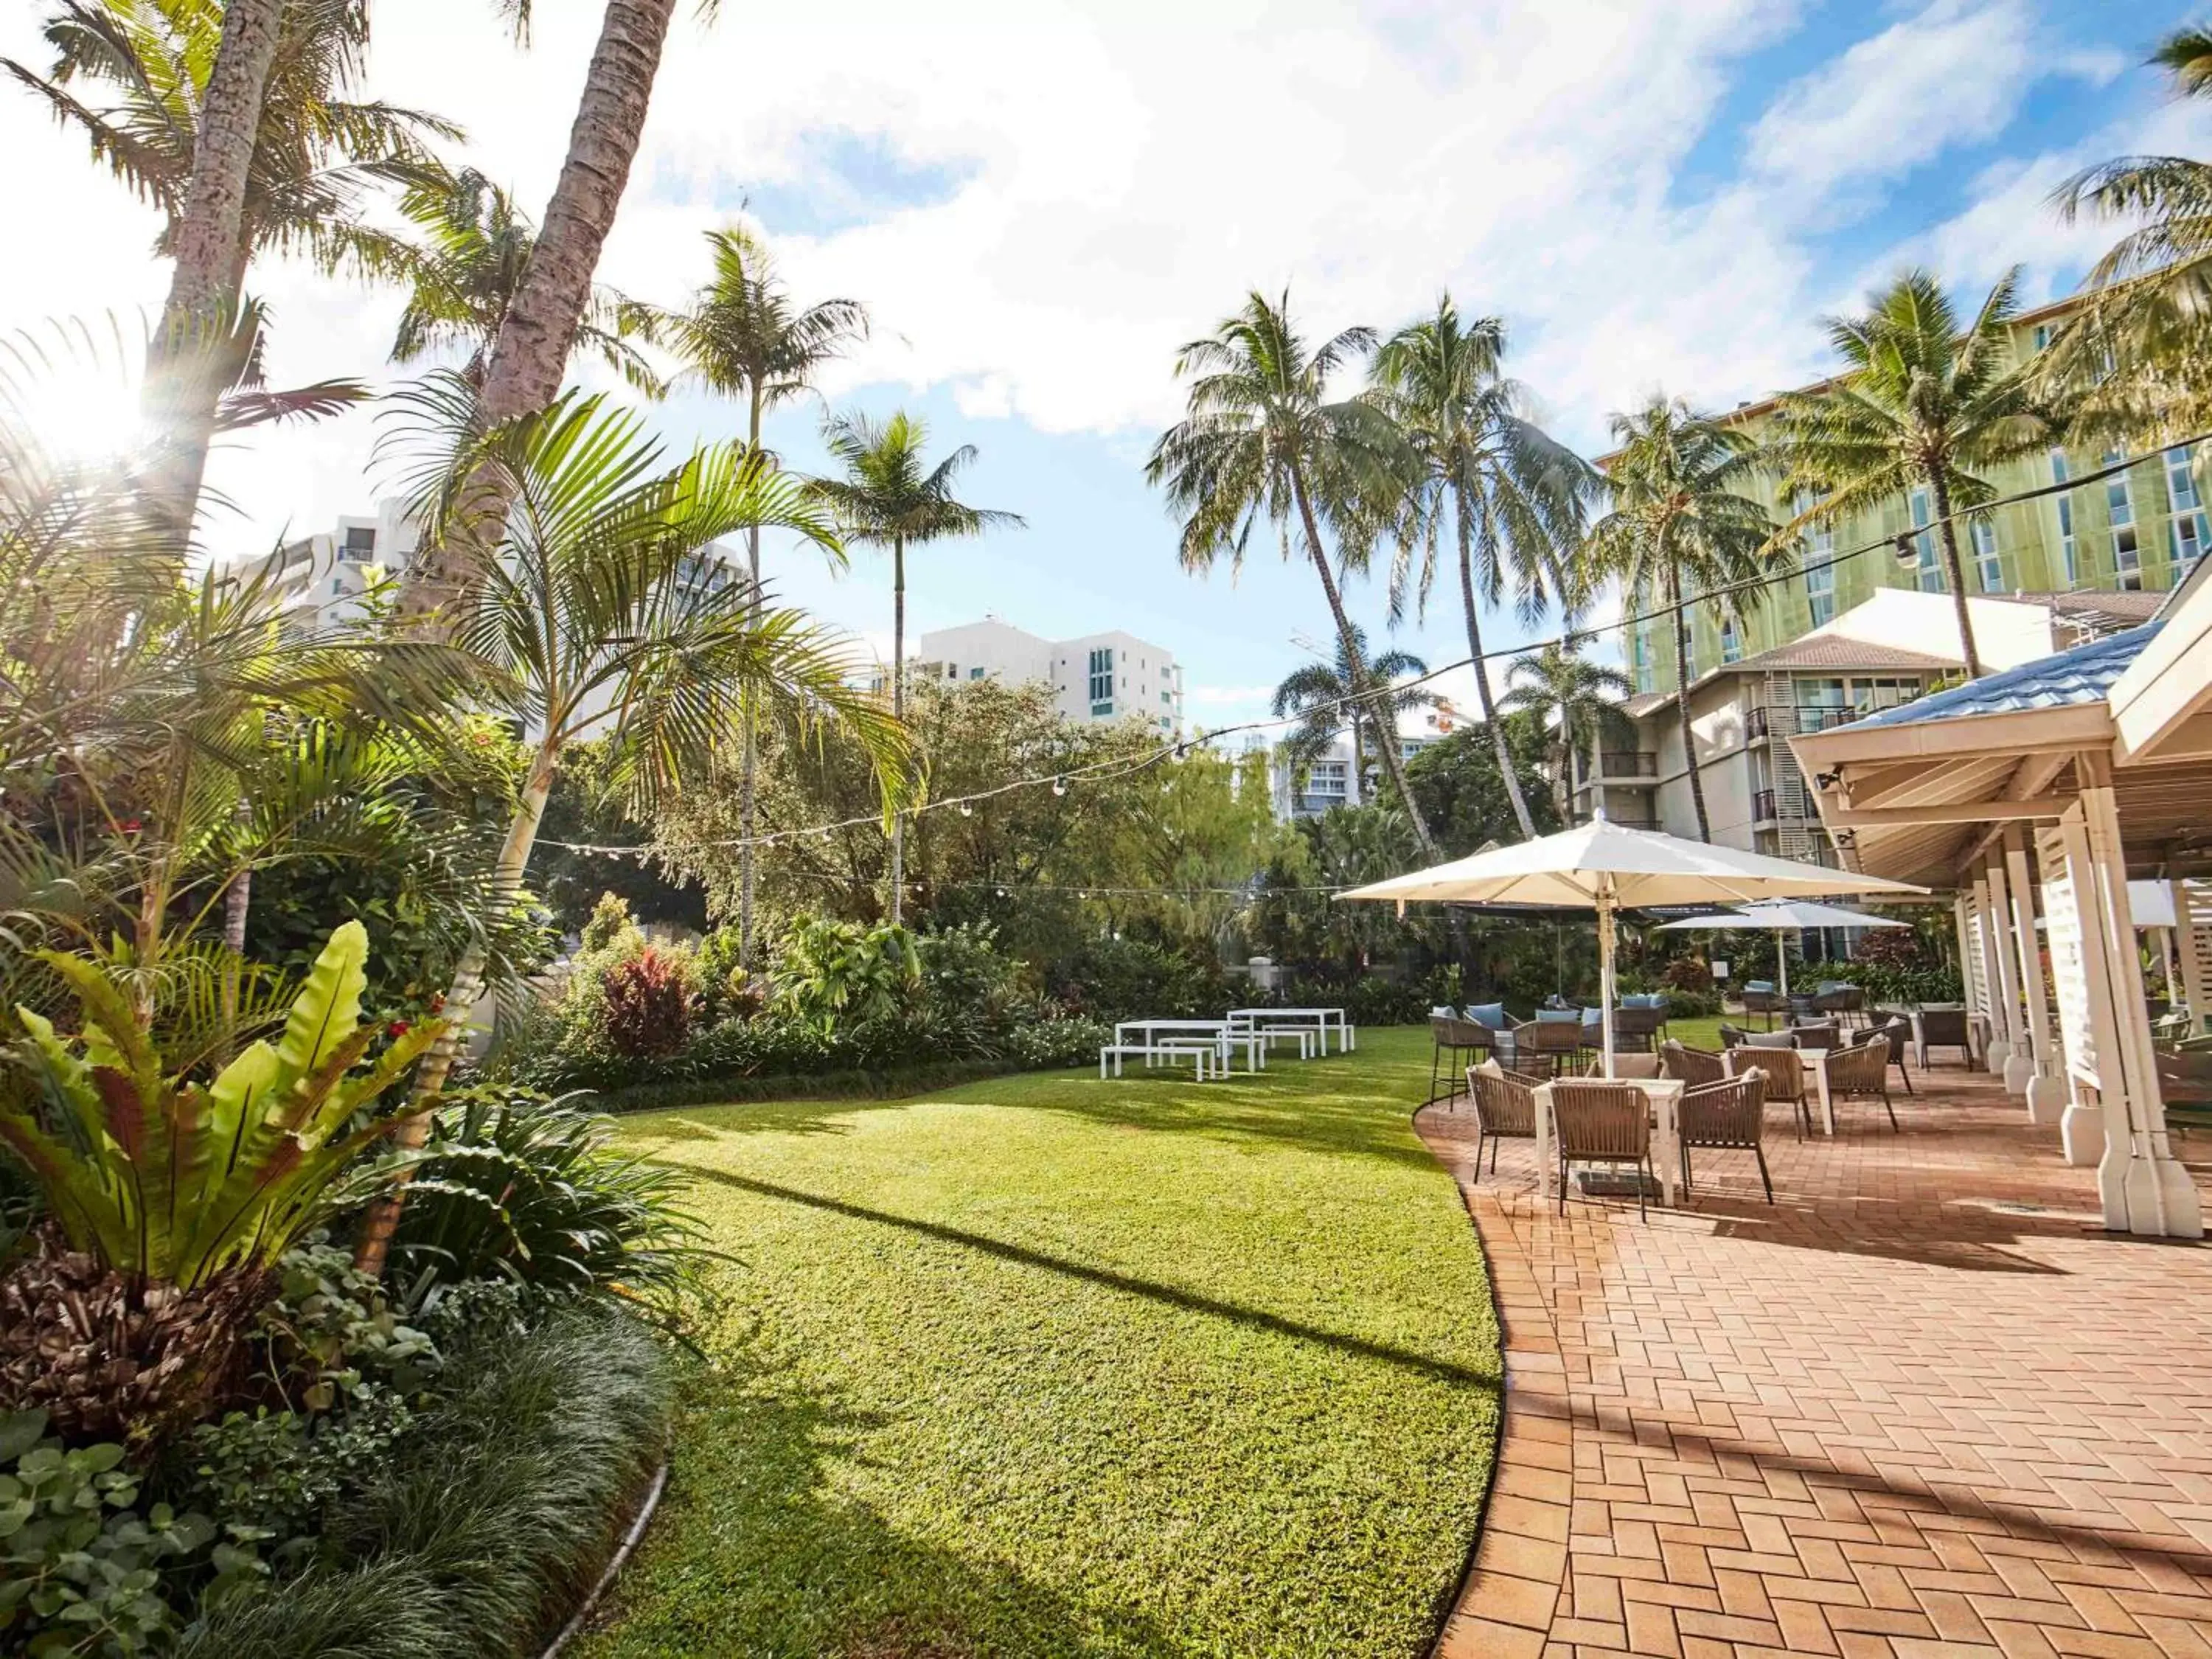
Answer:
(970, 666, 986, 680)
(1631, 630, 1653, 695)
(1161, 688, 1172, 705)
(330, 577, 343, 596)
(2051, 450, 2079, 587)
(1854, 676, 1919, 714)
(1793, 488, 1837, 625)
(1087, 646, 1113, 705)
(1091, 700, 1114, 717)
(946, 664, 959, 681)
(1970, 517, 2002, 592)
(2166, 446, 2210, 568)
(1908, 487, 1940, 591)
(2031, 323, 2054, 352)
(2104, 450, 2142, 590)
(341, 526, 376, 559)
(1719, 613, 1741, 663)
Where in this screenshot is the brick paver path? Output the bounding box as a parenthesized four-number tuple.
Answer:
(1417, 1065, 2212, 1659)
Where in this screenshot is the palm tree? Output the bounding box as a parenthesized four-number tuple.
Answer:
(1586, 397, 1775, 842)
(639, 226, 868, 965)
(390, 168, 661, 393)
(7, 0, 459, 536)
(1270, 625, 1430, 802)
(812, 411, 1022, 925)
(1501, 641, 1632, 824)
(1763, 269, 2056, 681)
(1145, 291, 1440, 854)
(1371, 295, 1595, 840)
(352, 383, 913, 1273)
(2045, 28, 2212, 444)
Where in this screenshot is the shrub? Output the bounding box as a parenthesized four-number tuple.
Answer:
(1818, 959, 1964, 1004)
(999, 1015, 1113, 1071)
(1048, 936, 1227, 1023)
(599, 945, 695, 1060)
(779, 918, 921, 1033)
(693, 927, 765, 1026)
(1663, 990, 1721, 1018)
(1658, 956, 1714, 993)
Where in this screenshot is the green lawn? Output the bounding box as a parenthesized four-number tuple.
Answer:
(578, 1026, 1500, 1659)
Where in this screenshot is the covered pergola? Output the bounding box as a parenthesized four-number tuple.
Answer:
(1790, 557, 2212, 1240)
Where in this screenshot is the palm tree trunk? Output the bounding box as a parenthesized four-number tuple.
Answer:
(142, 0, 285, 542)
(888, 533, 905, 925)
(1671, 568, 1711, 841)
(1927, 471, 1985, 679)
(1349, 720, 1366, 806)
(1287, 466, 1437, 855)
(737, 381, 763, 967)
(1458, 498, 1537, 839)
(399, 0, 681, 620)
(352, 742, 558, 1277)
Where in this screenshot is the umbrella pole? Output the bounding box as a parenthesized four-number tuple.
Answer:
(1599, 890, 1617, 1080)
(1778, 931, 1790, 1004)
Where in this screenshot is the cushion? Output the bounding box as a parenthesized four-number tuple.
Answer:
(1745, 980, 1775, 994)
(1535, 1009, 1581, 1024)
(1816, 981, 1851, 995)
(1465, 1001, 1509, 1031)
(1623, 993, 1664, 1009)
(1431, 1006, 1455, 1019)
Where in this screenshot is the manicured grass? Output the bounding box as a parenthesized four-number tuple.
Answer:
(578, 1026, 1500, 1659)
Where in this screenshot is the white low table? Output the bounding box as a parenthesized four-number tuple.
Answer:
(1111, 1020, 1267, 1077)
(1226, 1007, 1352, 1054)
(1724, 1046, 1834, 1135)
(1529, 1075, 1684, 1208)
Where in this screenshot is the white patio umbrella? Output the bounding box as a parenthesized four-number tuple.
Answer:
(1337, 817, 1924, 1077)
(1655, 899, 1910, 1001)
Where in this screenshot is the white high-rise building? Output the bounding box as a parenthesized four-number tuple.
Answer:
(209, 501, 423, 634)
(915, 616, 1185, 734)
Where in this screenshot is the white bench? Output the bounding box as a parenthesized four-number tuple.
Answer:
(1099, 1042, 1216, 1081)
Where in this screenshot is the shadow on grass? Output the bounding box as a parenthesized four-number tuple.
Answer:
(591, 1348, 1179, 1659)
(682, 1166, 1499, 1392)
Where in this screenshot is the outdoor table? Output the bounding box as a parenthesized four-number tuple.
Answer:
(1226, 1007, 1352, 1054)
(1724, 1046, 1834, 1135)
(1530, 1076, 1684, 1208)
(1113, 1019, 1267, 1075)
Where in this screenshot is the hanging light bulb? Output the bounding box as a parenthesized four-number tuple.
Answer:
(995, 886, 1007, 898)
(959, 801, 973, 817)
(1051, 777, 1066, 796)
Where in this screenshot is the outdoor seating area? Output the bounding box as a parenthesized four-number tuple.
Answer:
(1101, 1006, 1353, 1081)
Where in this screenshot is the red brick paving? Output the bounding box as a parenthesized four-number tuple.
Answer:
(1416, 1066, 2212, 1659)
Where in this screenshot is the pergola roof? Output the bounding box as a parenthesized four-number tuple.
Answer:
(1851, 624, 2160, 731)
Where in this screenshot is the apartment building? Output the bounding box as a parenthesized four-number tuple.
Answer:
(1267, 700, 1465, 821)
(1579, 586, 2166, 860)
(1616, 299, 2205, 702)
(914, 616, 1185, 732)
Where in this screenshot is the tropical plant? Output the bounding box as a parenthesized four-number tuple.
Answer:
(1145, 290, 1438, 853)
(1501, 641, 1633, 824)
(1372, 295, 1596, 838)
(389, 167, 661, 393)
(778, 917, 922, 1034)
(0, 922, 443, 1444)
(352, 383, 914, 1276)
(1761, 268, 2058, 680)
(598, 944, 694, 1059)
(639, 226, 869, 968)
(1585, 396, 1776, 841)
(813, 409, 1023, 925)
(2043, 29, 2212, 445)
(1270, 624, 1430, 800)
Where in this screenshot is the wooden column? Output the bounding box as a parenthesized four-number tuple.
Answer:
(1984, 852, 2031, 1095)
(2004, 830, 2065, 1124)
(1972, 876, 2013, 1075)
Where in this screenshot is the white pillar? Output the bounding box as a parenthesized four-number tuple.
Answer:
(1973, 876, 2014, 1074)
(1985, 854, 2031, 1095)
(2039, 823, 2106, 1169)
(2176, 880, 2210, 1037)
(2004, 831, 2065, 1124)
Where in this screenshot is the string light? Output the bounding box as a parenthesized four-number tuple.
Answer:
(1051, 777, 1066, 796)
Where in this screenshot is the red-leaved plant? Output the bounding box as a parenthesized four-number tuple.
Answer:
(599, 947, 693, 1060)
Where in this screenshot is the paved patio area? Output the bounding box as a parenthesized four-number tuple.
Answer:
(1416, 1065, 2212, 1658)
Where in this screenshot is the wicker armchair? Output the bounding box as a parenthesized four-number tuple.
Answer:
(1509, 1018, 1585, 1079)
(1660, 1040, 1726, 1086)
(1868, 1015, 1915, 1095)
(1551, 1080, 1654, 1218)
(1611, 1004, 1669, 1052)
(1790, 1022, 1843, 1051)
(1718, 1022, 1750, 1051)
(1812, 982, 1865, 1028)
(1827, 1038, 1899, 1132)
(1916, 1006, 1978, 1068)
(1731, 1046, 1813, 1138)
(1740, 983, 1786, 1029)
(1428, 1014, 1496, 1106)
(1677, 1073, 1772, 1203)
(1469, 1067, 1539, 1176)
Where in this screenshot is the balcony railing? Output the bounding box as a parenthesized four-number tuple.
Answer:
(1594, 749, 1658, 778)
(1749, 704, 1861, 742)
(1752, 788, 1777, 823)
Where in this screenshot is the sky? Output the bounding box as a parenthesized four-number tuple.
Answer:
(1, 0, 2204, 737)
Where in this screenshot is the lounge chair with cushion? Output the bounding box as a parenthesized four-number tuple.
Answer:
(1551, 1079, 1655, 1218)
(1677, 1073, 1772, 1203)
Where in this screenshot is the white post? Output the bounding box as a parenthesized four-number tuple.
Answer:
(2040, 821, 2106, 1169)
(2081, 780, 2202, 1239)
(2176, 880, 2210, 1037)
(1598, 887, 1618, 1081)
(2004, 831, 2065, 1124)
(1973, 876, 2014, 1074)
(1986, 853, 2031, 1095)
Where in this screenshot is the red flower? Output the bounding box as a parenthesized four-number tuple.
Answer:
(428, 993, 446, 1013)
(118, 819, 143, 833)
(386, 1020, 411, 1038)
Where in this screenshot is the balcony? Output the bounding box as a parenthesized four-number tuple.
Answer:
(1748, 704, 1860, 742)
(1752, 787, 1777, 824)
(1577, 750, 1659, 788)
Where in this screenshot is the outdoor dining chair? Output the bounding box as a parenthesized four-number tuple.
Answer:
(1826, 1037, 1900, 1132)
(1718, 1022, 1750, 1050)
(1677, 1073, 1772, 1203)
(1468, 1067, 1539, 1176)
(1740, 983, 1786, 1029)
(1551, 1081, 1655, 1219)
(1868, 1015, 1915, 1095)
(1812, 982, 1865, 1029)
(1733, 1046, 1814, 1138)
(1916, 1006, 1979, 1069)
(1509, 1017, 1585, 1080)
(1611, 1002, 1669, 1052)
(1790, 1021, 1843, 1051)
(1660, 1040, 1726, 1086)
(1427, 1014, 1495, 1107)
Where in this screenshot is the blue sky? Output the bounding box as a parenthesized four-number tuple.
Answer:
(2, 0, 2204, 734)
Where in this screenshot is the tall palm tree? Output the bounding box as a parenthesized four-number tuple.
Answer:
(1501, 641, 1632, 824)
(812, 411, 1022, 925)
(390, 168, 660, 393)
(2045, 28, 2212, 444)
(1763, 269, 2056, 681)
(1586, 397, 1775, 842)
(1371, 294, 1596, 840)
(353, 383, 913, 1273)
(1145, 290, 1440, 854)
(7, 0, 459, 537)
(1270, 625, 1429, 801)
(640, 226, 868, 964)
